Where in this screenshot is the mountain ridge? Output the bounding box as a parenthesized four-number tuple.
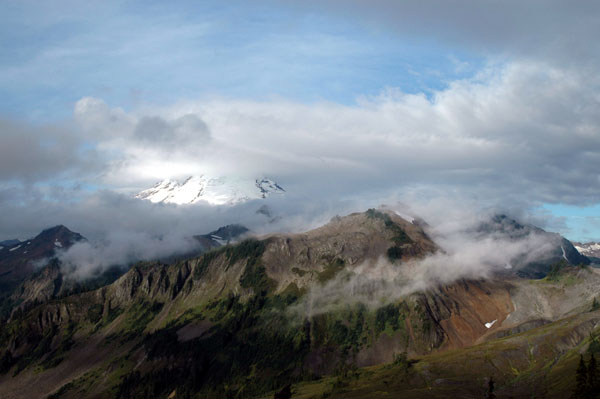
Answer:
(0, 209, 595, 399)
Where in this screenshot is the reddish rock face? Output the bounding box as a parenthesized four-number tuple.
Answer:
(430, 280, 515, 349)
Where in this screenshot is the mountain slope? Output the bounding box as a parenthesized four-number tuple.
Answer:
(276, 306, 600, 399)
(0, 210, 596, 399)
(0, 209, 441, 397)
(135, 176, 285, 205)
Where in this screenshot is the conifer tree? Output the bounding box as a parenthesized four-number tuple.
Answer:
(590, 354, 599, 398)
(575, 355, 588, 399)
(487, 376, 496, 399)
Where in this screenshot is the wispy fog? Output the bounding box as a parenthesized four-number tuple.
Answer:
(293, 202, 560, 316)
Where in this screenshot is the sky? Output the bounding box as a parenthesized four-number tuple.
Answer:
(1, 0, 600, 245)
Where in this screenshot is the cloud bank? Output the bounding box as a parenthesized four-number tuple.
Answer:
(1, 60, 599, 244)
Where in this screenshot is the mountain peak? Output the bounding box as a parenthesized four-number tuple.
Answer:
(36, 225, 84, 242)
(476, 214, 590, 278)
(0, 225, 86, 290)
(135, 175, 285, 205)
(39, 224, 69, 234)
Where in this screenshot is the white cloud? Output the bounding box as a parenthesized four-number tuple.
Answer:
(3, 59, 600, 245)
(68, 61, 600, 207)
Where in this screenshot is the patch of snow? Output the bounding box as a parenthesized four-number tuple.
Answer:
(394, 211, 415, 223)
(27, 242, 31, 245)
(54, 240, 63, 248)
(9, 245, 21, 252)
(23, 251, 28, 254)
(0, 246, 3, 250)
(210, 235, 226, 246)
(504, 262, 513, 270)
(485, 319, 497, 329)
(561, 245, 568, 261)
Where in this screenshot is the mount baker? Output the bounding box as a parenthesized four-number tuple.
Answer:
(135, 175, 285, 205)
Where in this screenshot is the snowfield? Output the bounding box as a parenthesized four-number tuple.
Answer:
(135, 175, 285, 205)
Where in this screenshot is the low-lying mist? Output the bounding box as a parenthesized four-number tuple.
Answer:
(27, 193, 567, 299)
(38, 193, 365, 280)
(56, 232, 201, 280)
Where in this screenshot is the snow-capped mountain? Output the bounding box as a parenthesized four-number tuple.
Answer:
(573, 242, 600, 258)
(135, 176, 285, 205)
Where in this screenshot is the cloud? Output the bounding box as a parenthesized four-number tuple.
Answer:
(57, 232, 202, 280)
(0, 118, 100, 183)
(1, 59, 600, 244)
(291, 1, 600, 66)
(0, 185, 364, 278)
(133, 114, 211, 151)
(73, 97, 134, 139)
(64, 60, 600, 206)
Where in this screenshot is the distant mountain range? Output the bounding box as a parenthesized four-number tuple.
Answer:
(135, 175, 285, 205)
(477, 214, 590, 277)
(573, 241, 600, 263)
(194, 224, 249, 250)
(573, 241, 600, 257)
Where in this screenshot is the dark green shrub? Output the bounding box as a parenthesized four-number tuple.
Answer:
(387, 246, 403, 261)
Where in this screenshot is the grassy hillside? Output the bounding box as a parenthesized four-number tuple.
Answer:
(263, 310, 600, 399)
